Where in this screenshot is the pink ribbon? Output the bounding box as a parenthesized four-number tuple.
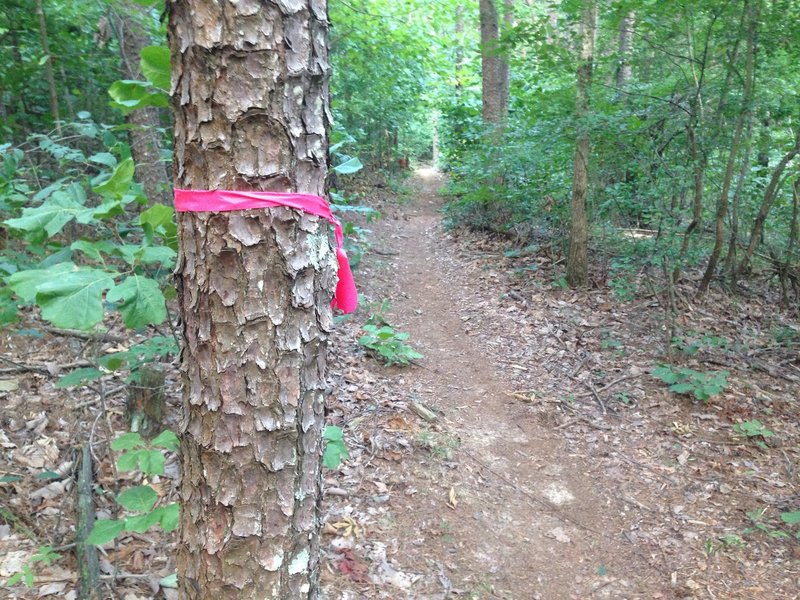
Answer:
(174, 189, 358, 314)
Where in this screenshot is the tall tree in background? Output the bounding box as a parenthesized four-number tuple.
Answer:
(168, 0, 336, 597)
(480, 0, 507, 126)
(566, 0, 596, 288)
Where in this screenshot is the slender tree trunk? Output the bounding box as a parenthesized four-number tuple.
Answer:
(34, 0, 61, 135)
(480, 0, 507, 126)
(737, 130, 800, 276)
(455, 3, 465, 89)
(698, 0, 758, 295)
(114, 2, 171, 203)
(168, 1, 336, 598)
(723, 124, 753, 280)
(566, 0, 596, 288)
(615, 11, 635, 88)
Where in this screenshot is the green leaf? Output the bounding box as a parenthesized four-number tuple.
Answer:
(323, 425, 344, 442)
(159, 503, 180, 532)
(669, 383, 695, 394)
(106, 275, 167, 329)
(117, 485, 158, 513)
(35, 268, 115, 330)
(88, 152, 117, 168)
(781, 511, 800, 525)
(70, 240, 116, 261)
(93, 158, 135, 199)
(123, 509, 162, 533)
(0, 474, 22, 483)
(108, 80, 168, 114)
(86, 519, 125, 545)
(5, 187, 86, 236)
(159, 573, 178, 588)
(56, 367, 104, 388)
(333, 156, 363, 175)
(117, 449, 146, 471)
(140, 46, 171, 91)
(111, 432, 145, 451)
(138, 449, 165, 476)
(651, 365, 678, 384)
(151, 430, 179, 451)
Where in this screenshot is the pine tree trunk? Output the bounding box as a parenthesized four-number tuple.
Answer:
(168, 1, 336, 598)
(566, 0, 596, 288)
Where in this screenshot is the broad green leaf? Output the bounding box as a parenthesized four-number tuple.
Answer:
(106, 275, 167, 329)
(87, 519, 125, 545)
(88, 152, 117, 167)
(93, 158, 135, 199)
(111, 432, 145, 452)
(70, 240, 116, 261)
(333, 156, 363, 175)
(781, 511, 800, 525)
(670, 383, 695, 394)
(117, 485, 158, 513)
(117, 449, 146, 471)
(124, 509, 162, 533)
(108, 80, 168, 114)
(152, 430, 179, 451)
(5, 188, 86, 236)
(140, 46, 171, 91)
(8, 262, 78, 302)
(56, 367, 104, 388)
(159, 573, 178, 588)
(323, 425, 344, 442)
(138, 449, 165, 476)
(35, 268, 115, 330)
(159, 503, 180, 532)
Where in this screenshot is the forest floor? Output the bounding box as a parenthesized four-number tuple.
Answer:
(0, 168, 799, 599)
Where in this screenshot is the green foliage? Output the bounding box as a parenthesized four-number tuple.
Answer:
(651, 365, 729, 402)
(4, 546, 60, 588)
(322, 425, 349, 469)
(359, 323, 423, 366)
(733, 420, 775, 450)
(2, 120, 175, 331)
(87, 431, 180, 546)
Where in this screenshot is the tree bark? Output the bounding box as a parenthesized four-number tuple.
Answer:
(34, 0, 61, 135)
(114, 2, 171, 204)
(616, 11, 634, 89)
(168, 1, 336, 598)
(479, 0, 507, 126)
(736, 130, 800, 277)
(566, 0, 596, 288)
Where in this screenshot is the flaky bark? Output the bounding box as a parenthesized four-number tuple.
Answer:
(168, 1, 336, 598)
(566, 0, 596, 288)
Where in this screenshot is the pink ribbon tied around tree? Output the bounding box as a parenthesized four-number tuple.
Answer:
(173, 189, 358, 314)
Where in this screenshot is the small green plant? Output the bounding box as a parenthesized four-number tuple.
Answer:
(732, 420, 774, 449)
(743, 507, 792, 540)
(359, 323, 423, 366)
(5, 546, 60, 588)
(87, 430, 180, 545)
(417, 430, 460, 460)
(672, 333, 729, 356)
(608, 258, 637, 301)
(322, 425, 349, 469)
(651, 365, 729, 402)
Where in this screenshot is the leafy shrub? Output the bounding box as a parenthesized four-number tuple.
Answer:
(359, 324, 423, 366)
(651, 365, 729, 402)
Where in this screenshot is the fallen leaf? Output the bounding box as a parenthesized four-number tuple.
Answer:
(447, 487, 457, 509)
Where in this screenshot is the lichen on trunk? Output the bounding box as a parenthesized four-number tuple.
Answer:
(167, 1, 335, 597)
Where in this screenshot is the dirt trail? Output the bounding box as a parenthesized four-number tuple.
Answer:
(323, 170, 665, 599)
